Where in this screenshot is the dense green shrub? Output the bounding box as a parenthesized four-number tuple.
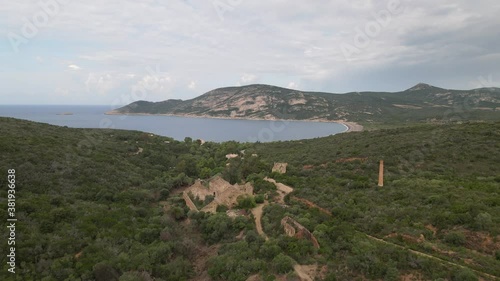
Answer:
(451, 268, 478, 281)
(272, 254, 294, 274)
(444, 232, 466, 246)
(255, 194, 265, 204)
(237, 195, 257, 209)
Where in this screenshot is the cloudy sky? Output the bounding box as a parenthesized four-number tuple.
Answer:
(1, 0, 499, 105)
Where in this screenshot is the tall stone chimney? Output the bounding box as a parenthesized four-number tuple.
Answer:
(378, 160, 384, 187)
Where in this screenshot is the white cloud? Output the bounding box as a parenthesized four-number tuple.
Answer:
(85, 73, 117, 95)
(287, 82, 299, 90)
(1, 0, 500, 104)
(68, 64, 81, 70)
(133, 73, 176, 100)
(239, 74, 258, 85)
(188, 81, 197, 90)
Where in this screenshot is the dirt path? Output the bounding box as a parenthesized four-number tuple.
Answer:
(264, 177, 293, 204)
(132, 147, 143, 155)
(251, 202, 268, 240)
(291, 196, 332, 216)
(364, 234, 499, 280)
(264, 177, 294, 194)
(293, 264, 317, 281)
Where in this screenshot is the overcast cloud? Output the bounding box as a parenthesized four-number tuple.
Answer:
(0, 0, 499, 105)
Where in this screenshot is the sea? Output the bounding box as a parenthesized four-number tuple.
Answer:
(0, 105, 347, 142)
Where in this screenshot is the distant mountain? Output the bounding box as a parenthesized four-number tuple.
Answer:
(108, 84, 500, 126)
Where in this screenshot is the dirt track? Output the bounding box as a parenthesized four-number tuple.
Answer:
(293, 264, 317, 281)
(264, 177, 293, 204)
(251, 178, 294, 241)
(251, 203, 268, 240)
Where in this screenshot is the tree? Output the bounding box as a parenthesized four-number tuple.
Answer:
(384, 267, 399, 281)
(223, 159, 242, 184)
(272, 254, 294, 274)
(255, 194, 265, 204)
(474, 212, 492, 230)
(201, 213, 235, 244)
(200, 167, 212, 179)
(260, 240, 281, 261)
(170, 207, 186, 220)
(444, 232, 466, 246)
(237, 195, 256, 209)
(93, 263, 120, 281)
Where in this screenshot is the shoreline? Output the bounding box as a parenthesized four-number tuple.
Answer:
(105, 111, 363, 132)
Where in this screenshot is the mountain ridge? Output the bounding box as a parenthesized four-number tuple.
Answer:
(109, 83, 500, 128)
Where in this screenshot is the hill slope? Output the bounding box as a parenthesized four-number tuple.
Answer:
(110, 84, 500, 127)
(1, 118, 499, 280)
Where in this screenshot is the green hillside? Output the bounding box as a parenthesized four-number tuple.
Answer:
(1, 117, 499, 280)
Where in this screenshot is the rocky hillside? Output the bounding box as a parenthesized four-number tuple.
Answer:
(109, 83, 500, 126)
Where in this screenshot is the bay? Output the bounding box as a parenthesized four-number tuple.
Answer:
(0, 105, 347, 142)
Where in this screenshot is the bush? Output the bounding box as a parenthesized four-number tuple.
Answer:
(272, 253, 294, 274)
(323, 273, 337, 281)
(384, 267, 399, 281)
(253, 178, 276, 193)
(452, 268, 478, 281)
(263, 274, 276, 281)
(170, 206, 186, 220)
(216, 204, 229, 213)
(237, 195, 257, 209)
(444, 231, 466, 246)
(93, 263, 120, 281)
(119, 271, 153, 281)
(255, 194, 265, 204)
(474, 212, 492, 230)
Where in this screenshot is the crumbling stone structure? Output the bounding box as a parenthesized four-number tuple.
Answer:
(280, 216, 320, 248)
(182, 192, 198, 212)
(184, 176, 253, 213)
(272, 162, 288, 174)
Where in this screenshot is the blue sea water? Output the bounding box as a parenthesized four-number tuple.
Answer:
(0, 105, 347, 142)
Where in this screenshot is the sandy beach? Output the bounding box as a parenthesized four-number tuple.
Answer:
(338, 121, 364, 132)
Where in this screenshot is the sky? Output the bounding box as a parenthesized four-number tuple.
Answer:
(0, 0, 499, 105)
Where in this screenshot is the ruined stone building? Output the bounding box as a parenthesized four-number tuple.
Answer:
(272, 162, 288, 174)
(184, 176, 253, 213)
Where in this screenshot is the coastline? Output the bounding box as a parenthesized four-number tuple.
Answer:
(340, 121, 364, 132)
(105, 111, 364, 132)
